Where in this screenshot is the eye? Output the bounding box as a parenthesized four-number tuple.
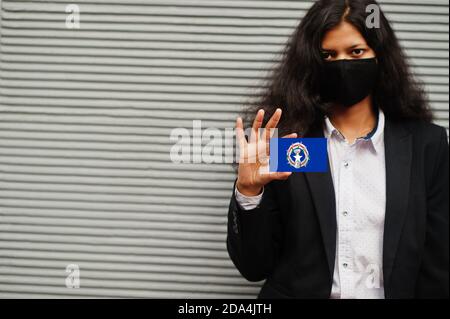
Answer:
(321, 51, 334, 61)
(351, 49, 365, 57)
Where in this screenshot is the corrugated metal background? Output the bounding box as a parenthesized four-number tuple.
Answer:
(0, 0, 448, 298)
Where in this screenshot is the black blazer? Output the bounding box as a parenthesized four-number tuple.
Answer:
(227, 117, 449, 299)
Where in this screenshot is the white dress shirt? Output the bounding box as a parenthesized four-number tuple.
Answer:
(235, 108, 386, 299)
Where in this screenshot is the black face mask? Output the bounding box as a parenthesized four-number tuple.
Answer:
(319, 58, 379, 108)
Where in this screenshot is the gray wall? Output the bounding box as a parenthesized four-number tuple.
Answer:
(0, 0, 448, 298)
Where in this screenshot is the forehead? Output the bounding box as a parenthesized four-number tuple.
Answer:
(321, 21, 368, 50)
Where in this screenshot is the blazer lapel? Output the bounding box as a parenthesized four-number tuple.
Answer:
(303, 125, 337, 279)
(383, 118, 413, 289)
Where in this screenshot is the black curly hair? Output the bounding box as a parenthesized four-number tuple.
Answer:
(243, 0, 433, 136)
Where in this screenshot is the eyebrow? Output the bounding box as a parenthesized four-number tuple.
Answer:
(321, 44, 366, 51)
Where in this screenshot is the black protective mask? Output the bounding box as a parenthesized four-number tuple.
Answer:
(319, 58, 379, 108)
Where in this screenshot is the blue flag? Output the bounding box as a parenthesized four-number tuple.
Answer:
(270, 138, 329, 173)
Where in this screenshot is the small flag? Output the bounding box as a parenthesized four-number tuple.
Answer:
(270, 138, 329, 173)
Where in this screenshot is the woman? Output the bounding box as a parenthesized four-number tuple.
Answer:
(227, 0, 449, 299)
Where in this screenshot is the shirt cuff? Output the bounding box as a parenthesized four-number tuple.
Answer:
(234, 186, 264, 211)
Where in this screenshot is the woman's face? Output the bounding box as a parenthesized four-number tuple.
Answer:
(321, 21, 376, 61)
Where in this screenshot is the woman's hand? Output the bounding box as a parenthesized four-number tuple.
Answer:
(235, 108, 298, 196)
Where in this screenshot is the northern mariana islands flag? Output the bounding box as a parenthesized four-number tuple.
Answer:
(269, 138, 329, 173)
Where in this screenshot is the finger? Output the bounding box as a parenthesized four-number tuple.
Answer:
(265, 133, 298, 156)
(265, 108, 282, 129)
(270, 172, 292, 181)
(264, 108, 282, 142)
(250, 109, 264, 144)
(235, 117, 247, 147)
(260, 171, 292, 183)
(236, 117, 249, 162)
(282, 133, 298, 139)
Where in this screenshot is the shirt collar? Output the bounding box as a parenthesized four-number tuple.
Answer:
(324, 107, 385, 153)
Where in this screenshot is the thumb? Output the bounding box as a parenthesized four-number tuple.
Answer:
(260, 171, 292, 184)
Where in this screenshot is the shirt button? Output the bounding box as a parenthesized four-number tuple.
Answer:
(343, 211, 349, 217)
(344, 162, 349, 168)
(343, 263, 348, 268)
